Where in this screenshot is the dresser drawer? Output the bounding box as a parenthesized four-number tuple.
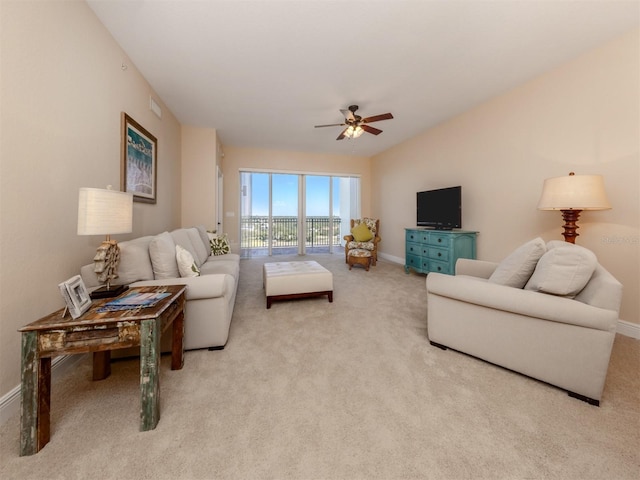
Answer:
(428, 260, 451, 274)
(406, 231, 420, 243)
(406, 253, 422, 270)
(428, 247, 449, 262)
(406, 242, 422, 256)
(427, 233, 451, 247)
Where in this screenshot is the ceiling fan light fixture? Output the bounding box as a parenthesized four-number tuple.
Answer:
(344, 125, 364, 139)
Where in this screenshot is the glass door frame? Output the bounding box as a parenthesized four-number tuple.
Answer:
(239, 168, 361, 257)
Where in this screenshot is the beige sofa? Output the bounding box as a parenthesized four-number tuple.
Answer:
(81, 226, 239, 350)
(426, 239, 622, 406)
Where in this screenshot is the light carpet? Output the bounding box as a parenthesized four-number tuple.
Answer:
(1, 254, 638, 480)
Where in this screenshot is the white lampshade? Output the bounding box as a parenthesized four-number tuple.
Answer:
(77, 187, 133, 235)
(537, 173, 611, 211)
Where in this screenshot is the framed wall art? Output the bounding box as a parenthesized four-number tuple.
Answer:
(121, 113, 157, 204)
(58, 275, 92, 319)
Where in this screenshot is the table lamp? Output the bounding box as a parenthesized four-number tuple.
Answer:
(77, 186, 133, 298)
(537, 172, 611, 244)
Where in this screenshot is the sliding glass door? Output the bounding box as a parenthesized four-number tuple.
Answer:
(240, 170, 359, 257)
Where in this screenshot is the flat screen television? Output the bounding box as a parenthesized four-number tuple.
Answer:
(416, 186, 462, 230)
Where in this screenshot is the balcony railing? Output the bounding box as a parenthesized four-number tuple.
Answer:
(241, 216, 342, 251)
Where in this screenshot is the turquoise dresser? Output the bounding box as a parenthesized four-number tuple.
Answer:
(405, 229, 477, 275)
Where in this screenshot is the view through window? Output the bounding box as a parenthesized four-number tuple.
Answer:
(240, 171, 360, 257)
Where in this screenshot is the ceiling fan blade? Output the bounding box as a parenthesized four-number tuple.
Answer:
(336, 128, 348, 140)
(362, 113, 394, 123)
(340, 109, 355, 122)
(361, 124, 383, 135)
(314, 123, 345, 128)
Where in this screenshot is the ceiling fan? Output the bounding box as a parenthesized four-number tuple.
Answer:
(315, 105, 394, 140)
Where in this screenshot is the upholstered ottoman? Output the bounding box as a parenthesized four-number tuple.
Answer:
(347, 249, 372, 271)
(263, 261, 333, 309)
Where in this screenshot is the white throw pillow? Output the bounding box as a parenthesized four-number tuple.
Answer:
(149, 231, 179, 279)
(176, 245, 200, 277)
(488, 237, 547, 288)
(524, 244, 597, 297)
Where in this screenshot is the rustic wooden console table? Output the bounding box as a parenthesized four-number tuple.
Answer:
(18, 285, 187, 456)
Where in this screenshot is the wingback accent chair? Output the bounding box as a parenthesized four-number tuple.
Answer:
(344, 217, 380, 266)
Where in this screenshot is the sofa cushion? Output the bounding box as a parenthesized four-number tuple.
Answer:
(524, 244, 597, 297)
(176, 245, 201, 277)
(170, 229, 201, 266)
(149, 231, 179, 279)
(114, 235, 155, 285)
(195, 226, 211, 253)
(200, 259, 239, 278)
(187, 227, 209, 265)
(488, 237, 546, 288)
(351, 222, 373, 242)
(210, 234, 231, 256)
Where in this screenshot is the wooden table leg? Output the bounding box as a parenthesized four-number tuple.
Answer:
(171, 309, 185, 371)
(92, 351, 111, 380)
(20, 332, 51, 456)
(139, 317, 161, 431)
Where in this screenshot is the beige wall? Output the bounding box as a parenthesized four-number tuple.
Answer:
(181, 126, 219, 230)
(372, 29, 639, 325)
(221, 146, 371, 251)
(0, 1, 182, 396)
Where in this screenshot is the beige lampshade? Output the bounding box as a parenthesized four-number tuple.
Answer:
(537, 173, 611, 211)
(77, 187, 133, 235)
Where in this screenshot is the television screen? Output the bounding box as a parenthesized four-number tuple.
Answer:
(416, 186, 462, 229)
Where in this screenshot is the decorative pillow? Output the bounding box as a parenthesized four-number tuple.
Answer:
(149, 231, 179, 279)
(524, 244, 597, 297)
(351, 222, 373, 242)
(176, 245, 200, 277)
(488, 237, 547, 288)
(210, 234, 231, 256)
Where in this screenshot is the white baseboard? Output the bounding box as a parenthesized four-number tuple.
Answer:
(379, 252, 404, 265)
(617, 319, 640, 339)
(381, 253, 640, 340)
(0, 354, 87, 426)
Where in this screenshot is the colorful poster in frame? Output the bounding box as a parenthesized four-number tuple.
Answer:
(121, 113, 157, 203)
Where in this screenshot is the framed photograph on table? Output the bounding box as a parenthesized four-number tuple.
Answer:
(121, 113, 157, 204)
(58, 275, 92, 319)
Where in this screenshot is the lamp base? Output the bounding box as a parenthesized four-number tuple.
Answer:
(90, 284, 128, 300)
(560, 209, 582, 244)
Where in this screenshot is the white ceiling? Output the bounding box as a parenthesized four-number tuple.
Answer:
(87, 0, 639, 158)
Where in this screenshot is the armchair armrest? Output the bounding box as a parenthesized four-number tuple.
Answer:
(426, 273, 618, 332)
(455, 259, 498, 279)
(344, 235, 354, 242)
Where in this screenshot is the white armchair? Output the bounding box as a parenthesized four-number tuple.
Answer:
(426, 240, 622, 406)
